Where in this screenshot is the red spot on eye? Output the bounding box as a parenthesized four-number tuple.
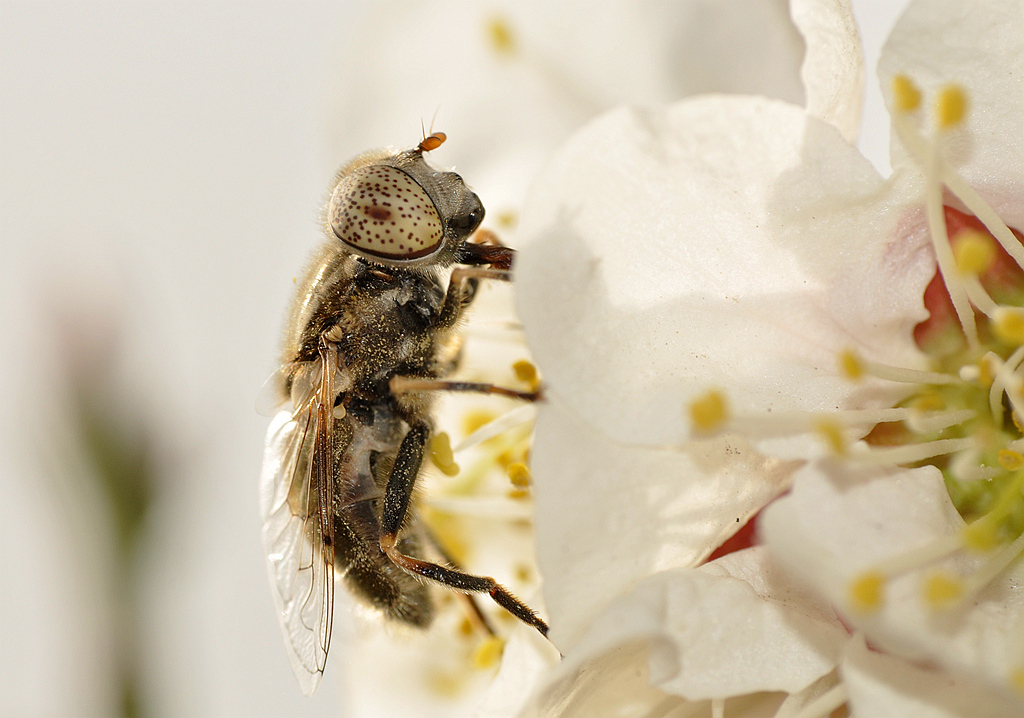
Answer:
(366, 206, 392, 221)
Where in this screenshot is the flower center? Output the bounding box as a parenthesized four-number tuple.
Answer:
(838, 81, 1024, 691)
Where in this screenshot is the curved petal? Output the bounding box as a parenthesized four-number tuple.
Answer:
(517, 96, 933, 449)
(791, 0, 864, 142)
(532, 395, 798, 649)
(525, 548, 846, 714)
(878, 0, 1024, 227)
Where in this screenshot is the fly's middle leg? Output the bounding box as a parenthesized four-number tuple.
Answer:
(378, 423, 549, 638)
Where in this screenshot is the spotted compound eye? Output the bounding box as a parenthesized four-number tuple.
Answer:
(328, 165, 444, 260)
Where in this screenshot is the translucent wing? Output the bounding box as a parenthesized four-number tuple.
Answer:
(258, 353, 336, 696)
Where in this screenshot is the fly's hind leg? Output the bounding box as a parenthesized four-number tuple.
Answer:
(379, 422, 549, 637)
(421, 525, 497, 637)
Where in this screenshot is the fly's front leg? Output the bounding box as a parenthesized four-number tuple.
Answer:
(435, 267, 513, 329)
(446, 241, 515, 317)
(390, 376, 542, 402)
(378, 422, 549, 638)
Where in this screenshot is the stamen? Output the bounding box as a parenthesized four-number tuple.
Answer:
(961, 470, 1024, 549)
(856, 356, 958, 385)
(851, 533, 965, 612)
(925, 144, 979, 348)
(923, 571, 963, 608)
(851, 437, 976, 465)
(512, 359, 541, 391)
(711, 698, 724, 718)
(994, 307, 1024, 345)
(892, 74, 921, 113)
(961, 275, 999, 317)
(958, 528, 1024, 597)
(507, 462, 532, 487)
(904, 408, 974, 434)
(935, 85, 968, 130)
(454, 404, 536, 452)
(990, 348, 1024, 423)
(727, 407, 940, 440)
(786, 683, 849, 718)
(430, 432, 461, 476)
(485, 17, 517, 56)
(950, 449, 1000, 481)
(815, 419, 848, 456)
(689, 389, 729, 433)
(838, 349, 864, 380)
(471, 636, 506, 669)
(1012, 667, 1024, 696)
(891, 86, 1023, 270)
(939, 173, 1024, 269)
(849, 572, 885, 612)
(953, 229, 996, 275)
(999, 450, 1024, 471)
(867, 533, 964, 577)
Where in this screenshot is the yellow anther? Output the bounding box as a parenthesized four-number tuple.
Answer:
(496, 210, 519, 229)
(458, 617, 475, 636)
(462, 409, 498, 437)
(839, 349, 864, 381)
(962, 519, 999, 551)
(689, 390, 729, 433)
(427, 670, 463, 698)
(1011, 667, 1024, 695)
(849, 572, 885, 613)
(953, 230, 996, 275)
(936, 85, 968, 130)
(977, 358, 995, 388)
(472, 636, 506, 669)
(815, 418, 848, 456)
(892, 74, 921, 112)
(994, 308, 1024, 345)
(513, 359, 541, 390)
(923, 571, 963, 608)
(507, 461, 532, 487)
(507, 487, 530, 500)
(514, 563, 532, 582)
(910, 392, 946, 412)
(1014, 412, 1024, 435)
(999, 449, 1024, 472)
(486, 17, 516, 55)
(430, 432, 461, 476)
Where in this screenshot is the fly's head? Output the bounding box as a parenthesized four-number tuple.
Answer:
(326, 133, 485, 270)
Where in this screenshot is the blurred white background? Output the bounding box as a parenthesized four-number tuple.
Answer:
(1, 2, 905, 716)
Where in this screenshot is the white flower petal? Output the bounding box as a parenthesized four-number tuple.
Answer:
(655, 548, 847, 700)
(667, 0, 805, 106)
(762, 460, 1024, 698)
(473, 625, 560, 718)
(533, 395, 797, 650)
(878, 0, 1024, 227)
(517, 95, 932, 448)
(842, 635, 1024, 718)
(791, 0, 864, 142)
(524, 547, 845, 715)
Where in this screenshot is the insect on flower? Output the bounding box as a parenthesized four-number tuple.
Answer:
(259, 132, 549, 695)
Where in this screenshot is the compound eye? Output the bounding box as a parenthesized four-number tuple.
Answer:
(448, 205, 484, 237)
(329, 165, 444, 259)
